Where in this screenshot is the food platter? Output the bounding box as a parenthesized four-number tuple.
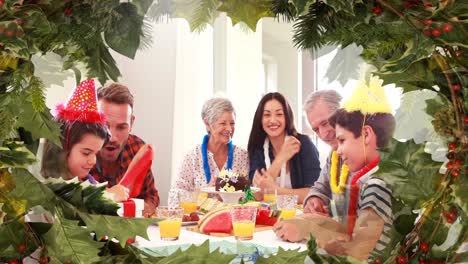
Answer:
(200, 186, 260, 204)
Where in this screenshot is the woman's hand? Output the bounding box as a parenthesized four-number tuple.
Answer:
(277, 136, 301, 163)
(253, 169, 278, 190)
(107, 184, 129, 202)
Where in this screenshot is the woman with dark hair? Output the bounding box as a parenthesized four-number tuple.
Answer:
(247, 92, 321, 202)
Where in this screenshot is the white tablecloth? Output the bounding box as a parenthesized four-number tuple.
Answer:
(135, 225, 307, 258)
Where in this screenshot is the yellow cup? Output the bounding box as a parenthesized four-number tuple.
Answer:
(230, 206, 257, 240)
(180, 201, 197, 214)
(157, 207, 184, 241)
(263, 188, 277, 203)
(277, 194, 298, 220)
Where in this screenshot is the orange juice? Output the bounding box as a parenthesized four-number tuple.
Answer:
(180, 201, 197, 214)
(280, 208, 296, 220)
(263, 194, 276, 203)
(233, 221, 255, 240)
(159, 219, 182, 240)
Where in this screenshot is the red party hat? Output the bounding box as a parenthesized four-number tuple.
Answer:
(54, 79, 106, 124)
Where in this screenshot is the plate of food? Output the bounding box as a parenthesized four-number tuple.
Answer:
(182, 212, 200, 226)
(201, 186, 260, 204)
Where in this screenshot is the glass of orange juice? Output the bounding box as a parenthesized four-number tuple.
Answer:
(277, 194, 298, 220)
(230, 206, 257, 240)
(263, 188, 277, 203)
(157, 206, 184, 241)
(179, 191, 198, 214)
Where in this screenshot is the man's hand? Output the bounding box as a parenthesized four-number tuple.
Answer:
(304, 196, 329, 215)
(277, 136, 301, 162)
(273, 219, 305, 242)
(107, 184, 129, 202)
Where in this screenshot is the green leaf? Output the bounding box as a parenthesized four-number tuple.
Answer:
(104, 3, 143, 59)
(217, 0, 274, 31)
(323, 0, 355, 14)
(325, 44, 364, 86)
(43, 213, 102, 263)
(78, 212, 155, 247)
(16, 97, 61, 147)
(0, 140, 36, 169)
(155, 240, 237, 264)
(375, 139, 444, 207)
(0, 220, 27, 258)
(450, 182, 468, 213)
(256, 247, 307, 263)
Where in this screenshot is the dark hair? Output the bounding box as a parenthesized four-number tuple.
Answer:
(247, 92, 298, 158)
(329, 109, 395, 148)
(97, 83, 134, 108)
(41, 121, 110, 180)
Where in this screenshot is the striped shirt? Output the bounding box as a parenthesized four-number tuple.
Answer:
(358, 177, 393, 256)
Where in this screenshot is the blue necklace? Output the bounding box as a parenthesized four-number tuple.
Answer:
(201, 134, 233, 183)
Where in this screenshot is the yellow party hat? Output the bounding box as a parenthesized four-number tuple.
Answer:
(343, 75, 392, 114)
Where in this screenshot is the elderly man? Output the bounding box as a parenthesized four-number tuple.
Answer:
(302, 89, 342, 214)
(272, 89, 346, 243)
(90, 83, 159, 214)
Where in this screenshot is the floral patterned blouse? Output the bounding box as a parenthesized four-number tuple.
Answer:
(168, 144, 249, 206)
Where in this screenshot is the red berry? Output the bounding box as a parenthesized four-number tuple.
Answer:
(372, 6, 383, 15)
(455, 50, 463, 57)
(5, 29, 14, 38)
(419, 242, 429, 252)
(8, 260, 19, 264)
(446, 152, 455, 160)
(423, 29, 431, 36)
(64, 8, 73, 16)
(451, 170, 460, 177)
(419, 261, 426, 264)
(448, 142, 457, 150)
(17, 243, 26, 253)
(464, 116, 468, 124)
(374, 258, 382, 264)
(126, 238, 135, 244)
(0, 27, 4, 33)
(442, 24, 453, 32)
(0, 0, 5, 7)
(452, 84, 461, 92)
(454, 159, 462, 168)
(446, 161, 454, 169)
(396, 256, 407, 264)
(40, 257, 49, 264)
(423, 19, 432, 26)
(431, 29, 441, 37)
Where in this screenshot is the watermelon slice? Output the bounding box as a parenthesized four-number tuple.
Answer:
(199, 209, 232, 234)
(255, 208, 280, 226)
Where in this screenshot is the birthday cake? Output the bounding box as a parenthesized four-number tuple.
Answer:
(215, 169, 250, 192)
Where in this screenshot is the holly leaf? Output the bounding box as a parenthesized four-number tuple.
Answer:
(381, 37, 434, 74)
(155, 240, 237, 264)
(450, 181, 468, 213)
(217, 0, 274, 31)
(375, 139, 444, 207)
(0, 168, 15, 193)
(325, 44, 364, 86)
(256, 247, 307, 263)
(393, 90, 447, 162)
(0, 220, 27, 258)
(78, 212, 155, 247)
(104, 3, 144, 59)
(43, 213, 102, 263)
(16, 98, 61, 147)
(323, 0, 355, 14)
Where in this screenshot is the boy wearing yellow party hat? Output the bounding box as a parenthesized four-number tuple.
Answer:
(273, 76, 396, 262)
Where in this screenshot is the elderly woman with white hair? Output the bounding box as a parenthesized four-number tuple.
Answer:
(168, 97, 249, 206)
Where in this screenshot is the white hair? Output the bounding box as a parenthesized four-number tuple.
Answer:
(201, 97, 235, 126)
(303, 89, 342, 114)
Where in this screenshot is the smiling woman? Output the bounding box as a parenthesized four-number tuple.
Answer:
(247, 92, 321, 203)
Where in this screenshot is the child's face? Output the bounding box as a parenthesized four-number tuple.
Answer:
(335, 124, 366, 173)
(262, 99, 286, 138)
(67, 133, 105, 180)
